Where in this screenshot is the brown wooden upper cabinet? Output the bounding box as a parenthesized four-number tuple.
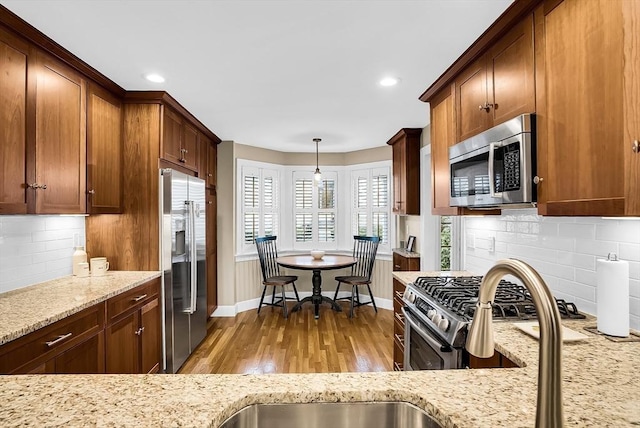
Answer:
(430, 85, 462, 215)
(387, 128, 422, 215)
(534, 0, 639, 216)
(87, 83, 123, 214)
(201, 134, 217, 188)
(455, 14, 535, 142)
(0, 27, 29, 214)
(34, 53, 87, 214)
(162, 107, 199, 173)
(0, 28, 88, 215)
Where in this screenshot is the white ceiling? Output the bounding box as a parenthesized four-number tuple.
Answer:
(2, 0, 513, 153)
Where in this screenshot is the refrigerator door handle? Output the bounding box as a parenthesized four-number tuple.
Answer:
(189, 200, 198, 314)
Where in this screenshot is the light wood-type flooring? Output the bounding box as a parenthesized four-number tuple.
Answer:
(179, 302, 394, 374)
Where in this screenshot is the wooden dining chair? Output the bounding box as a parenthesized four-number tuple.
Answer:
(333, 235, 380, 318)
(255, 236, 300, 319)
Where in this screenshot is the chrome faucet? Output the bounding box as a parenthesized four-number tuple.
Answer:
(466, 259, 564, 428)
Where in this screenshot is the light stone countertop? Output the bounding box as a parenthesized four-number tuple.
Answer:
(0, 271, 161, 346)
(392, 248, 421, 258)
(0, 271, 638, 427)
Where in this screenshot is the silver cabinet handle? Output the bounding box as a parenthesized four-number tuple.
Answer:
(45, 332, 73, 347)
(135, 326, 145, 336)
(88, 189, 95, 195)
(478, 102, 493, 112)
(27, 183, 47, 190)
(132, 294, 148, 302)
(633, 140, 639, 153)
(533, 176, 544, 185)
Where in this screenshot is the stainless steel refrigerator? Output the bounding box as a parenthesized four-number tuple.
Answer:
(160, 168, 207, 374)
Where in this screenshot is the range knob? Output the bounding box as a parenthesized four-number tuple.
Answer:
(438, 318, 450, 332)
(426, 309, 436, 320)
(432, 313, 442, 325)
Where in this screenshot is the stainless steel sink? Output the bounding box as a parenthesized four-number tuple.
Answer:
(219, 401, 443, 428)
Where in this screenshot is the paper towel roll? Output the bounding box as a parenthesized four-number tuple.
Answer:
(596, 255, 629, 337)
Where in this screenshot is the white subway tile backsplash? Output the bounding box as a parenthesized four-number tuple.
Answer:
(619, 243, 640, 262)
(0, 215, 84, 293)
(596, 220, 640, 244)
(559, 223, 596, 240)
(573, 239, 619, 257)
(464, 211, 640, 330)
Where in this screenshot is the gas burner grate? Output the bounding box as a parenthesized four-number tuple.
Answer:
(412, 276, 585, 321)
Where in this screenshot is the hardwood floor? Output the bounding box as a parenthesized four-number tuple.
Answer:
(179, 303, 394, 374)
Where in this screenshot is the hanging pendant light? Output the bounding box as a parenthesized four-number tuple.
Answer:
(313, 138, 322, 182)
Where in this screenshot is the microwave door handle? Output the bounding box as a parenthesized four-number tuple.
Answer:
(488, 142, 502, 198)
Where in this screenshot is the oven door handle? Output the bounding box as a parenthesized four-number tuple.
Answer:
(402, 308, 452, 353)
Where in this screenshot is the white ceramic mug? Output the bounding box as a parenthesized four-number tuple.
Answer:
(77, 262, 90, 278)
(90, 257, 109, 276)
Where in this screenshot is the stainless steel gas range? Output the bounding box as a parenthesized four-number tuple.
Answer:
(401, 276, 584, 370)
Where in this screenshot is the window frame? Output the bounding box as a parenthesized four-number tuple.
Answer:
(237, 160, 281, 255)
(350, 163, 392, 255)
(291, 169, 339, 251)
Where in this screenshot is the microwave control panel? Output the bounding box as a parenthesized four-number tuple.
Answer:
(499, 142, 521, 192)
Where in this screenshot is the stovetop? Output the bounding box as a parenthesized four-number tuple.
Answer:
(412, 275, 585, 322)
(402, 275, 585, 348)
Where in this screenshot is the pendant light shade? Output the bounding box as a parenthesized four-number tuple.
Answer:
(313, 138, 322, 181)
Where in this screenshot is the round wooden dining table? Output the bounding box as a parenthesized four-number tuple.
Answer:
(276, 254, 357, 319)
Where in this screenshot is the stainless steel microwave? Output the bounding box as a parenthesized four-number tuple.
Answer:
(448, 114, 536, 208)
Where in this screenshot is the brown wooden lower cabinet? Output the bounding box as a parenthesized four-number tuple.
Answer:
(0, 277, 161, 375)
(466, 350, 518, 369)
(106, 278, 161, 374)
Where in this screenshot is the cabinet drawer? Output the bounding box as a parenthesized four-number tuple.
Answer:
(107, 279, 159, 321)
(0, 303, 105, 374)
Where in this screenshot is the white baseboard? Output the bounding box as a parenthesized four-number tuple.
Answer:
(210, 291, 392, 317)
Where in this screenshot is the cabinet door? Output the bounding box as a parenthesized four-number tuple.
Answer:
(87, 84, 123, 213)
(0, 28, 30, 214)
(162, 107, 183, 166)
(455, 59, 490, 142)
(430, 86, 461, 215)
(206, 187, 218, 315)
(623, 0, 639, 215)
(106, 311, 139, 374)
(204, 136, 217, 188)
(140, 298, 161, 374)
(536, 0, 625, 215)
(35, 52, 86, 214)
(391, 141, 405, 214)
(55, 331, 105, 374)
(488, 14, 535, 125)
(182, 122, 199, 172)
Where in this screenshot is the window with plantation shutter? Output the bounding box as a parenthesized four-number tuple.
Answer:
(351, 167, 391, 252)
(293, 171, 337, 248)
(239, 164, 279, 253)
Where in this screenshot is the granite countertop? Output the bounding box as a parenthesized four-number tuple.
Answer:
(0, 271, 161, 346)
(392, 248, 421, 258)
(1, 271, 638, 427)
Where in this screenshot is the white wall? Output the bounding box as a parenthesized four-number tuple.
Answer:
(463, 209, 640, 330)
(0, 216, 86, 293)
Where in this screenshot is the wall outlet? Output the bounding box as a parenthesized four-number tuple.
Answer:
(488, 236, 495, 253)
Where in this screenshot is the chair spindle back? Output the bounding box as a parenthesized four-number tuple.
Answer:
(351, 235, 380, 280)
(255, 236, 281, 282)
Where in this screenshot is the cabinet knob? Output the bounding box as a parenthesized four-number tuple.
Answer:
(633, 140, 639, 153)
(478, 102, 493, 112)
(533, 176, 544, 185)
(88, 189, 95, 195)
(134, 326, 145, 336)
(208, 173, 213, 177)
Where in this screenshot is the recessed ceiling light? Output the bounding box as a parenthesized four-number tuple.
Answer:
(379, 77, 399, 87)
(145, 73, 165, 83)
